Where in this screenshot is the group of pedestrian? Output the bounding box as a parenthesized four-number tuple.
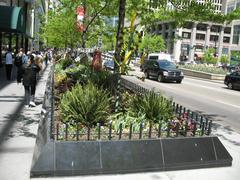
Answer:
(4, 48, 45, 107)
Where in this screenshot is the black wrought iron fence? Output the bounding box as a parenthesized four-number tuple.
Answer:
(121, 78, 212, 135)
(47, 75, 212, 141)
(52, 117, 212, 141)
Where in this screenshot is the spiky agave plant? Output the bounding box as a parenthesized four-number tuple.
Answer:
(127, 90, 173, 124)
(60, 83, 112, 127)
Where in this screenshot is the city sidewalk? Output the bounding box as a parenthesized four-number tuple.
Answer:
(0, 64, 240, 180)
(0, 64, 51, 180)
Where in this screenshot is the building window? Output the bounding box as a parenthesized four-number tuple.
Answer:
(227, 4, 235, 13)
(237, 1, 240, 8)
(222, 48, 229, 55)
(197, 24, 207, 31)
(183, 22, 192, 29)
(224, 27, 231, 34)
(210, 35, 219, 42)
(165, 32, 168, 39)
(233, 25, 240, 44)
(182, 32, 191, 39)
(211, 25, 220, 33)
(196, 33, 205, 41)
(223, 37, 230, 43)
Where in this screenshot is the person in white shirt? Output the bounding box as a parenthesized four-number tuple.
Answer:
(5, 48, 13, 80)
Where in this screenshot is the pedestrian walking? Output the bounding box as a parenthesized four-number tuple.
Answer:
(15, 48, 28, 83)
(5, 48, 13, 80)
(21, 54, 41, 107)
(43, 51, 49, 66)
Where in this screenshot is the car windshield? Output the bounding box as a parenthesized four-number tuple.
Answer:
(158, 60, 176, 69)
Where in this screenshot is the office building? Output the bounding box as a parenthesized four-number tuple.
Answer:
(149, 0, 240, 62)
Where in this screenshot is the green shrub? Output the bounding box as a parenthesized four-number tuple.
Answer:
(60, 83, 112, 127)
(180, 64, 228, 74)
(59, 58, 72, 69)
(127, 91, 173, 124)
(203, 48, 217, 64)
(220, 55, 230, 65)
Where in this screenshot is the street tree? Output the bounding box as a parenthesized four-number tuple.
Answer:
(140, 33, 166, 53)
(41, 0, 116, 48)
(203, 48, 217, 64)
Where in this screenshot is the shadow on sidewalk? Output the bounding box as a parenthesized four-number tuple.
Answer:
(0, 66, 49, 151)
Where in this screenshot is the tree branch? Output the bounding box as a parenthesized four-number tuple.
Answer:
(84, 0, 110, 33)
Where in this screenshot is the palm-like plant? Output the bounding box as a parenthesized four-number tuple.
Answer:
(127, 91, 173, 124)
(60, 83, 112, 127)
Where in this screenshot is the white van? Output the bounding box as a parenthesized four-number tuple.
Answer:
(148, 53, 173, 62)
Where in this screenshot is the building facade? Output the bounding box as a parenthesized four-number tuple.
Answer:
(0, 0, 46, 65)
(149, 0, 240, 62)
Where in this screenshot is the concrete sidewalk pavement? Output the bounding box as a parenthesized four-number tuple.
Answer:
(0, 64, 240, 180)
(0, 64, 51, 180)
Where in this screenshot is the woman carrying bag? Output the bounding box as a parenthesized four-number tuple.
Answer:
(21, 55, 41, 107)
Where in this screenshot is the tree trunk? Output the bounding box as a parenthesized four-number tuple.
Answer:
(114, 0, 126, 112)
(114, 0, 126, 71)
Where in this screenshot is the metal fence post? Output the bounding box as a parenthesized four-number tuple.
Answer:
(87, 126, 91, 140)
(148, 122, 152, 139)
(65, 123, 68, 141)
(207, 120, 212, 135)
(109, 121, 112, 140)
(192, 122, 197, 136)
(98, 123, 101, 140)
(56, 123, 59, 140)
(139, 123, 144, 139)
(158, 123, 162, 138)
(201, 122, 205, 136)
(76, 123, 79, 141)
(129, 123, 133, 139)
(119, 123, 122, 140)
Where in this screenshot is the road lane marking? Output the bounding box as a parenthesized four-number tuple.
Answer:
(215, 100, 240, 109)
(183, 81, 240, 97)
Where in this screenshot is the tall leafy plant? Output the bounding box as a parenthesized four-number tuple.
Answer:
(60, 83, 112, 127)
(127, 91, 173, 124)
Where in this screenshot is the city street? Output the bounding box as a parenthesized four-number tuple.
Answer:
(126, 66, 240, 133)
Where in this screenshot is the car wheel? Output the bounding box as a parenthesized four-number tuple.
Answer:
(144, 71, 149, 79)
(176, 80, 182, 83)
(228, 82, 234, 90)
(157, 74, 164, 82)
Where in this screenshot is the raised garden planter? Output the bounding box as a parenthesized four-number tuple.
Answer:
(30, 69, 232, 177)
(180, 68, 225, 80)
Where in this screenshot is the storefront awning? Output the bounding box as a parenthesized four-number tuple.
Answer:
(0, 6, 25, 33)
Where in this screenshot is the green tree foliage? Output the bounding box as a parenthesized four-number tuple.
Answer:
(220, 55, 230, 65)
(41, 10, 80, 48)
(41, 0, 116, 48)
(231, 51, 240, 65)
(140, 33, 166, 53)
(203, 48, 217, 64)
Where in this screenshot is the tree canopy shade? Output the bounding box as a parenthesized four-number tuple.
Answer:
(41, 0, 240, 50)
(41, 0, 116, 48)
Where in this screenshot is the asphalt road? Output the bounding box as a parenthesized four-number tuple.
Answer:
(124, 67, 240, 134)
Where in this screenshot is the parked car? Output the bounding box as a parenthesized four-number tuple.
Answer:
(224, 71, 240, 90)
(142, 60, 184, 83)
(103, 60, 114, 70)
